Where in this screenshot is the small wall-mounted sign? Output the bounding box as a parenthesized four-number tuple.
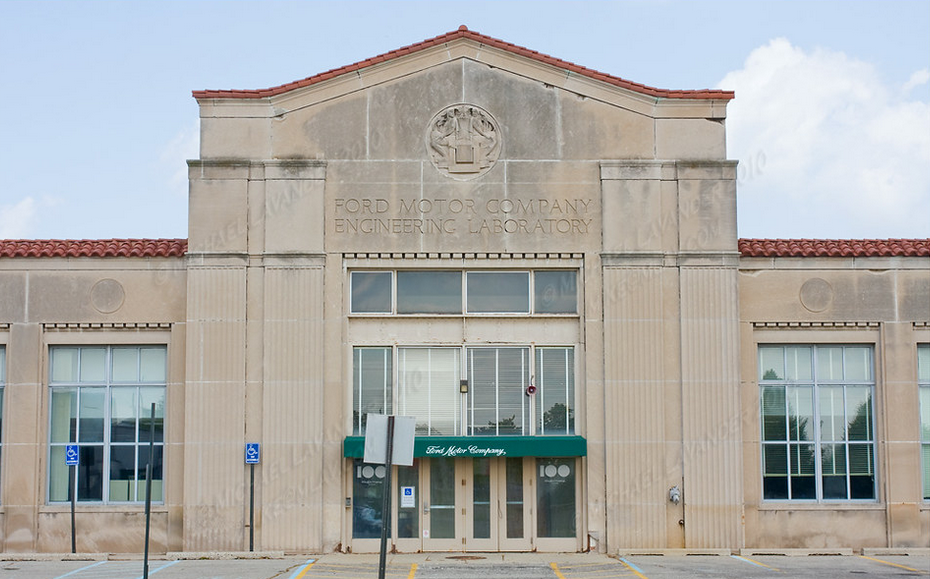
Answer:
(65, 444, 79, 466)
(245, 443, 261, 465)
(401, 486, 416, 508)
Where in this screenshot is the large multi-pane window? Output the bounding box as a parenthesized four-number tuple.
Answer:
(399, 348, 460, 435)
(350, 270, 577, 315)
(759, 345, 875, 501)
(536, 348, 575, 435)
(468, 348, 530, 435)
(48, 346, 166, 503)
(0, 345, 5, 497)
(352, 347, 392, 435)
(353, 345, 574, 436)
(919, 344, 930, 501)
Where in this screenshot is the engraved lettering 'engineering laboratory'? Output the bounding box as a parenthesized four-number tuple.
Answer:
(333, 197, 595, 236)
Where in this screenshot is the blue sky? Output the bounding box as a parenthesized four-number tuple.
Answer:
(1, 1, 928, 240)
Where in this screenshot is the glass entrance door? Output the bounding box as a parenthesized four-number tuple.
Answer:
(465, 458, 497, 550)
(422, 457, 461, 550)
(393, 460, 421, 552)
(534, 457, 580, 551)
(420, 457, 533, 551)
(465, 457, 533, 551)
(500, 457, 532, 550)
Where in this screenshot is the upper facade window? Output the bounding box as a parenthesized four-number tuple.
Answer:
(48, 346, 166, 504)
(353, 345, 574, 437)
(350, 270, 577, 315)
(919, 344, 930, 501)
(759, 345, 876, 502)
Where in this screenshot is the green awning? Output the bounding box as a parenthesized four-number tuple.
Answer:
(343, 435, 586, 459)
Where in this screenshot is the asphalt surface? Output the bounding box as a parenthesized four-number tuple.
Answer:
(0, 552, 927, 578)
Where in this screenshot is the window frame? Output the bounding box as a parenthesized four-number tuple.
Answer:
(0, 344, 5, 504)
(348, 269, 579, 316)
(351, 344, 577, 438)
(465, 271, 531, 314)
(758, 344, 877, 503)
(397, 271, 463, 314)
(919, 343, 930, 502)
(397, 346, 462, 436)
(349, 271, 393, 314)
(47, 344, 167, 505)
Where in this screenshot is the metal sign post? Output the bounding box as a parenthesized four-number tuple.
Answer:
(65, 444, 79, 553)
(245, 443, 261, 552)
(143, 403, 155, 579)
(362, 414, 415, 579)
(377, 416, 394, 579)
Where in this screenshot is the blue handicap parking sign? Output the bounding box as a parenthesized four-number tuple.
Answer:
(65, 444, 79, 466)
(245, 443, 261, 464)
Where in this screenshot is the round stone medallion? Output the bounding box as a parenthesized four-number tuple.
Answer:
(799, 277, 834, 313)
(426, 103, 501, 180)
(90, 278, 125, 314)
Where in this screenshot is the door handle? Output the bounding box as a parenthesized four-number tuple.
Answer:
(423, 503, 430, 514)
(498, 499, 502, 519)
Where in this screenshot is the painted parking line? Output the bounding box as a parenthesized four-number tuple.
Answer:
(617, 557, 648, 579)
(859, 555, 928, 574)
(731, 554, 780, 572)
(133, 560, 181, 579)
(53, 561, 107, 579)
(300, 561, 412, 577)
(554, 561, 641, 577)
(289, 558, 317, 579)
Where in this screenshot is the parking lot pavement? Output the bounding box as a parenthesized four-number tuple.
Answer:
(0, 552, 927, 579)
(0, 558, 311, 579)
(620, 553, 930, 579)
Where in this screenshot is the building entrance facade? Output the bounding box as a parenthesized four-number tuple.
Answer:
(2, 26, 926, 557)
(350, 456, 580, 552)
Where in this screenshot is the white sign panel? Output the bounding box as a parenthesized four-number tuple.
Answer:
(363, 414, 416, 466)
(400, 486, 415, 508)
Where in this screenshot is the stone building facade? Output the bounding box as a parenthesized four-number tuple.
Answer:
(0, 28, 927, 554)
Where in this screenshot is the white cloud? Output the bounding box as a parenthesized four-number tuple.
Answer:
(0, 197, 38, 239)
(159, 119, 200, 197)
(902, 68, 929, 94)
(721, 39, 930, 238)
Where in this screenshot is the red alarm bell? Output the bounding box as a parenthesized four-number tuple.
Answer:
(525, 384, 537, 396)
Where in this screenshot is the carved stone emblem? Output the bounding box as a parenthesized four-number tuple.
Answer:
(427, 104, 501, 179)
(799, 277, 834, 313)
(90, 278, 125, 314)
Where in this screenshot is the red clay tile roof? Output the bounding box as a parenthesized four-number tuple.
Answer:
(0, 239, 188, 258)
(738, 239, 930, 258)
(193, 26, 734, 101)
(3, 238, 926, 259)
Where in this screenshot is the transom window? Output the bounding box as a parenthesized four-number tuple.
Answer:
(919, 344, 929, 501)
(350, 270, 577, 315)
(48, 345, 166, 504)
(759, 345, 876, 501)
(353, 345, 574, 437)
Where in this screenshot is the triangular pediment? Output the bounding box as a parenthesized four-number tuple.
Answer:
(194, 26, 731, 120)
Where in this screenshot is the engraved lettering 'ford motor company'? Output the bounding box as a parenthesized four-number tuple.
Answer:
(427, 104, 501, 179)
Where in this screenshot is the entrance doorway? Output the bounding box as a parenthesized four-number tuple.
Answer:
(349, 456, 580, 552)
(422, 456, 532, 551)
